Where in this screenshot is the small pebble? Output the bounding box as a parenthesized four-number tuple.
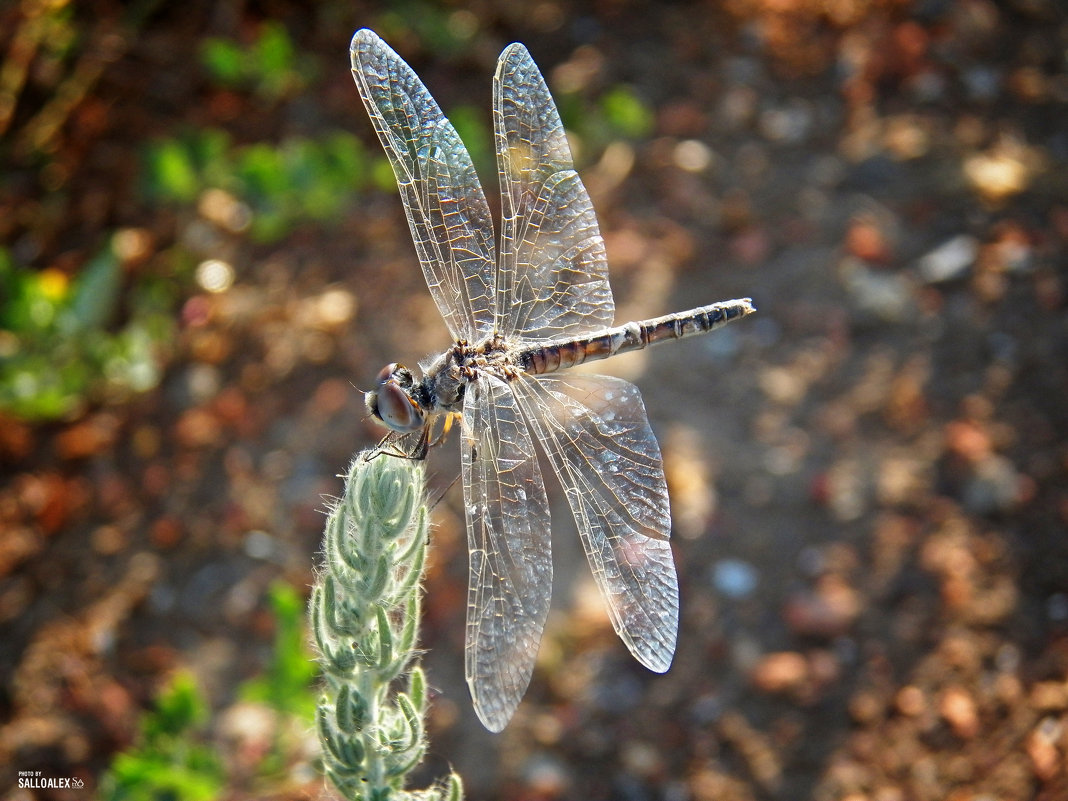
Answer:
(895, 686, 927, 717)
(523, 752, 571, 797)
(1029, 682, 1068, 711)
(849, 689, 885, 724)
(1027, 717, 1063, 781)
(916, 235, 978, 283)
(784, 576, 860, 638)
(962, 455, 1021, 515)
(939, 686, 979, 738)
(711, 559, 759, 599)
(840, 259, 913, 322)
(1047, 593, 1068, 622)
(751, 652, 808, 693)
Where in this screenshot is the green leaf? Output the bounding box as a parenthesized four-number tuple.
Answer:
(99, 672, 224, 801)
(200, 38, 246, 84)
(374, 605, 394, 671)
(255, 22, 296, 83)
(408, 667, 426, 711)
(324, 132, 367, 186)
(446, 773, 465, 801)
(371, 156, 399, 193)
(238, 582, 317, 718)
(143, 672, 208, 740)
(446, 105, 490, 171)
(145, 138, 200, 202)
(335, 683, 368, 734)
(62, 242, 121, 335)
(237, 142, 287, 197)
(600, 85, 654, 139)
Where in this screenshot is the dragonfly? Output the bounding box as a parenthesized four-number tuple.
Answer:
(351, 28, 754, 732)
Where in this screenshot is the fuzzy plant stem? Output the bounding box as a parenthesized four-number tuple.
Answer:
(310, 451, 462, 801)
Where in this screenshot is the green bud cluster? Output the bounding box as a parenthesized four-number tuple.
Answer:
(309, 452, 463, 801)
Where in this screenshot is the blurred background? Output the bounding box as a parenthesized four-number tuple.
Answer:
(2, 0, 1067, 798)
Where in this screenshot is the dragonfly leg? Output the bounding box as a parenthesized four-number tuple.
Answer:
(366, 432, 394, 460)
(372, 412, 458, 462)
(369, 430, 424, 460)
(410, 426, 431, 460)
(428, 411, 461, 448)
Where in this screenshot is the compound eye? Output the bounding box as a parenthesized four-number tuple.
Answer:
(373, 380, 424, 433)
(376, 362, 413, 388)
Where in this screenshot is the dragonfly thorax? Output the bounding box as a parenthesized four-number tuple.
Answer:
(367, 338, 523, 434)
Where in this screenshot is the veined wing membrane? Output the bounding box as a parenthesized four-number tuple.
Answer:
(351, 29, 495, 341)
(493, 44, 614, 341)
(462, 374, 552, 731)
(514, 374, 679, 671)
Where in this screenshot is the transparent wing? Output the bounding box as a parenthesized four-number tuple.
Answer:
(493, 44, 614, 341)
(351, 29, 496, 341)
(513, 373, 679, 671)
(461, 374, 552, 731)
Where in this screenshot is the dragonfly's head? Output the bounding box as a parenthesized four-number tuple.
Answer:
(366, 363, 425, 433)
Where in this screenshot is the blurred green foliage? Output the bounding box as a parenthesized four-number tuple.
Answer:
(240, 581, 319, 718)
(142, 128, 372, 242)
(557, 84, 656, 157)
(374, 1, 480, 58)
(0, 240, 178, 421)
(447, 105, 492, 172)
(598, 85, 656, 139)
(98, 672, 224, 801)
(239, 582, 320, 781)
(200, 21, 312, 100)
(99, 583, 317, 798)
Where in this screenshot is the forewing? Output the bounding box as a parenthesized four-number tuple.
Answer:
(351, 29, 495, 340)
(493, 44, 614, 340)
(461, 374, 552, 731)
(513, 374, 678, 671)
